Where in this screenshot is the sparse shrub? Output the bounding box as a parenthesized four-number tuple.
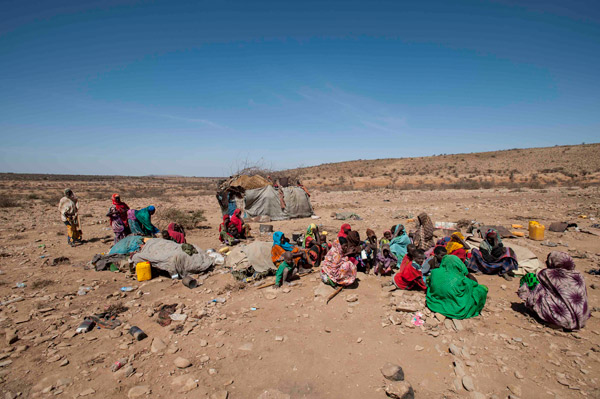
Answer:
(0, 197, 19, 208)
(157, 208, 206, 229)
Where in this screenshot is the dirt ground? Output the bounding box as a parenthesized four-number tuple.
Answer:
(1, 179, 599, 399)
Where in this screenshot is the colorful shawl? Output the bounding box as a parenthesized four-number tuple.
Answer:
(375, 244, 397, 275)
(345, 230, 362, 256)
(303, 223, 317, 248)
(134, 207, 158, 236)
(272, 231, 294, 251)
(413, 213, 434, 251)
(338, 223, 351, 239)
(393, 254, 426, 291)
(320, 239, 357, 286)
(426, 255, 488, 319)
(517, 252, 590, 330)
(111, 194, 129, 227)
(230, 209, 243, 234)
(167, 223, 186, 244)
(390, 224, 411, 262)
(446, 232, 467, 254)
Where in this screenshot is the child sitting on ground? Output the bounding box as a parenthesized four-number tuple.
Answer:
(411, 249, 427, 284)
(422, 246, 447, 275)
(379, 230, 392, 248)
(275, 251, 297, 288)
(374, 244, 397, 276)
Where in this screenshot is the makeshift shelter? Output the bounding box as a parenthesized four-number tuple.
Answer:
(131, 239, 214, 277)
(216, 175, 313, 221)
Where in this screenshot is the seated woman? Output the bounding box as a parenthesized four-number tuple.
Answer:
(219, 215, 239, 246)
(338, 223, 352, 240)
(320, 238, 357, 287)
(422, 246, 447, 275)
(374, 244, 397, 276)
(393, 245, 426, 291)
(303, 223, 317, 248)
(426, 255, 488, 319)
(445, 232, 470, 264)
(304, 237, 322, 268)
(362, 229, 378, 272)
(412, 213, 434, 251)
(518, 252, 590, 330)
(167, 222, 186, 244)
(229, 209, 249, 239)
(271, 231, 310, 271)
(468, 229, 518, 280)
(389, 224, 411, 263)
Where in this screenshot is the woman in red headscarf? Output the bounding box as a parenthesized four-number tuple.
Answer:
(338, 224, 351, 239)
(111, 194, 130, 229)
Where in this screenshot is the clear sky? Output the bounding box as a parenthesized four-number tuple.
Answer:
(1, 0, 599, 176)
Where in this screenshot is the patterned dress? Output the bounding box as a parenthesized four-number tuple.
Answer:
(320, 240, 357, 287)
(517, 252, 590, 330)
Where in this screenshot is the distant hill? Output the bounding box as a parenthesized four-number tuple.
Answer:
(290, 143, 600, 190)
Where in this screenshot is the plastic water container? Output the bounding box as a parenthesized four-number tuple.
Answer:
(136, 261, 152, 282)
(528, 221, 545, 241)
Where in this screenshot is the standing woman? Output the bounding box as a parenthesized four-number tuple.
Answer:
(111, 194, 130, 233)
(58, 188, 82, 246)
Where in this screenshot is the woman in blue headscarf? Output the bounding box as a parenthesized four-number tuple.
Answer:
(134, 206, 159, 237)
(271, 231, 310, 270)
(389, 224, 411, 265)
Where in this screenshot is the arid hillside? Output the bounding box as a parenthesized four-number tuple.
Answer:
(292, 143, 600, 191)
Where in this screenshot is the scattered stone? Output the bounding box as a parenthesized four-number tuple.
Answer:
(381, 363, 405, 381)
(59, 358, 69, 367)
(5, 330, 18, 345)
(0, 360, 13, 368)
(385, 381, 414, 399)
(357, 337, 362, 343)
(556, 372, 569, 386)
(507, 385, 522, 396)
(238, 343, 253, 351)
(257, 389, 291, 399)
(151, 338, 167, 353)
(324, 327, 331, 333)
(275, 336, 284, 342)
(210, 391, 228, 399)
(46, 354, 61, 363)
(128, 385, 151, 398)
(462, 375, 475, 392)
(208, 368, 217, 375)
(470, 392, 486, 399)
(345, 294, 359, 302)
(79, 388, 95, 396)
(172, 374, 197, 393)
(199, 339, 208, 347)
(452, 319, 463, 331)
(449, 344, 461, 356)
(514, 371, 524, 379)
(389, 314, 403, 326)
(414, 345, 424, 351)
(174, 357, 192, 368)
(14, 314, 31, 324)
(115, 365, 135, 379)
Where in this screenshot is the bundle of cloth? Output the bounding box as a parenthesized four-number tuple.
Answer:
(131, 239, 214, 277)
(226, 241, 275, 280)
(468, 228, 518, 278)
(426, 255, 488, 319)
(518, 251, 590, 330)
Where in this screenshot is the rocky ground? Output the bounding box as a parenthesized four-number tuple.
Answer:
(1, 179, 599, 399)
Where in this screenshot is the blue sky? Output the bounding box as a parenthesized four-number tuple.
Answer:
(1, 0, 599, 176)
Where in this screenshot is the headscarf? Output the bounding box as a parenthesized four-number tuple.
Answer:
(230, 209, 243, 234)
(393, 254, 426, 291)
(446, 232, 467, 254)
(320, 239, 357, 287)
(479, 229, 501, 254)
(426, 255, 488, 319)
(111, 193, 129, 226)
(303, 223, 317, 248)
(167, 223, 186, 244)
(345, 230, 362, 256)
(414, 213, 434, 250)
(272, 231, 294, 251)
(134, 207, 158, 235)
(338, 223, 351, 239)
(518, 252, 589, 330)
(366, 229, 376, 241)
(389, 224, 411, 260)
(64, 188, 73, 196)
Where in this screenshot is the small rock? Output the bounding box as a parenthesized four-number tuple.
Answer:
(452, 319, 463, 331)
(462, 375, 475, 392)
(357, 337, 362, 343)
(381, 363, 404, 381)
(345, 294, 359, 303)
(514, 371, 524, 379)
(208, 368, 217, 375)
(172, 374, 197, 393)
(556, 372, 569, 386)
(449, 344, 461, 356)
(211, 390, 228, 399)
(5, 330, 18, 345)
(414, 345, 424, 351)
(507, 385, 522, 396)
(470, 392, 486, 399)
(385, 381, 414, 399)
(199, 339, 208, 347)
(128, 385, 151, 398)
(59, 358, 69, 367)
(501, 284, 507, 290)
(238, 343, 253, 351)
(324, 327, 331, 333)
(151, 338, 167, 353)
(79, 388, 95, 397)
(174, 357, 192, 368)
(257, 389, 291, 399)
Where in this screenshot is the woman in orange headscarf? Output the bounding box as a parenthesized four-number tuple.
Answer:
(445, 232, 470, 263)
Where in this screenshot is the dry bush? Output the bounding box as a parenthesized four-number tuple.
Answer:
(156, 207, 206, 230)
(0, 197, 20, 208)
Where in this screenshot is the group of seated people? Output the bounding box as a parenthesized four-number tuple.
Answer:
(107, 193, 187, 245)
(268, 214, 591, 330)
(219, 209, 251, 245)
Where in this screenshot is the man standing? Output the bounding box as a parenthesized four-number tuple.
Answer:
(58, 188, 82, 246)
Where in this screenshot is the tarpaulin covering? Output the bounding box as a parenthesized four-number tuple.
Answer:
(225, 241, 275, 273)
(131, 239, 214, 277)
(244, 186, 313, 221)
